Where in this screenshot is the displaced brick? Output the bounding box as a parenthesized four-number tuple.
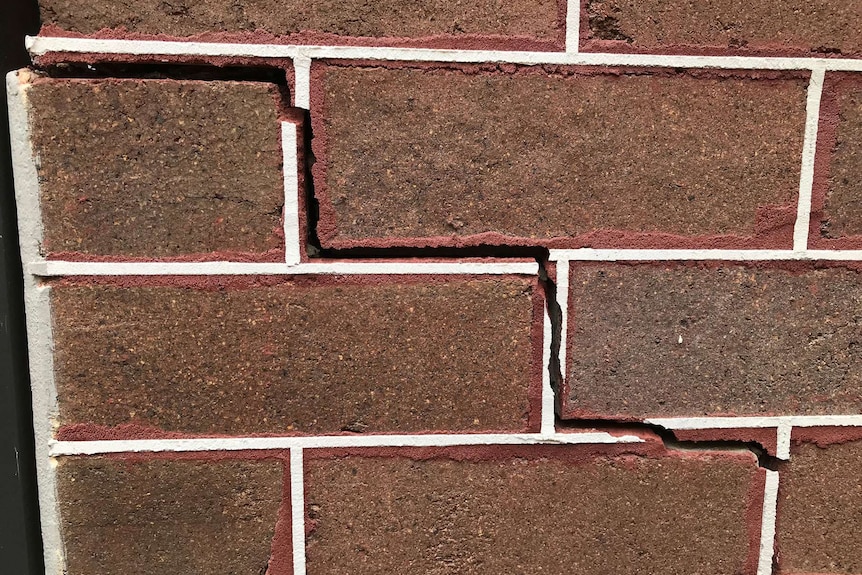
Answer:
(779, 438, 862, 574)
(37, 0, 562, 48)
(313, 64, 806, 250)
(57, 456, 284, 575)
(305, 445, 761, 575)
(51, 275, 542, 437)
(584, 0, 862, 56)
(25, 74, 286, 259)
(563, 264, 862, 420)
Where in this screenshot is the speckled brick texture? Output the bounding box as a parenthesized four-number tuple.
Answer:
(56, 456, 285, 575)
(50, 275, 543, 438)
(304, 445, 763, 575)
(313, 64, 807, 250)
(584, 0, 862, 56)
(25, 74, 287, 260)
(563, 263, 862, 420)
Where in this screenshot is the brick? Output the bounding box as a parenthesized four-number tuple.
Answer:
(51, 275, 543, 437)
(37, 0, 562, 48)
(313, 64, 806, 250)
(25, 74, 286, 259)
(57, 456, 285, 575)
(584, 0, 862, 56)
(563, 263, 862, 420)
(778, 437, 862, 574)
(305, 445, 761, 575)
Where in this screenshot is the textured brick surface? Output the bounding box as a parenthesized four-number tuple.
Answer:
(585, 0, 862, 56)
(313, 64, 806, 249)
(57, 457, 284, 575)
(26, 75, 286, 259)
(779, 439, 862, 574)
(37, 0, 562, 47)
(564, 264, 862, 420)
(51, 275, 542, 437)
(305, 446, 760, 575)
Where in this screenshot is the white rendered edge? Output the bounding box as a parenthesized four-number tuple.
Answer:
(282, 122, 302, 265)
(565, 0, 580, 53)
(756, 470, 780, 575)
(792, 68, 826, 251)
(549, 248, 862, 261)
(7, 70, 65, 575)
(541, 305, 555, 436)
(555, 260, 570, 402)
(776, 419, 793, 460)
(293, 56, 312, 109)
(48, 432, 644, 456)
(27, 260, 539, 276)
(26, 36, 862, 71)
(646, 415, 862, 428)
(290, 448, 307, 575)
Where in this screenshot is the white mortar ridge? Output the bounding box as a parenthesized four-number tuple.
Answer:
(565, 0, 580, 53)
(549, 248, 862, 261)
(26, 36, 862, 71)
(282, 122, 302, 265)
(756, 470, 780, 575)
(792, 68, 826, 251)
(290, 448, 307, 575)
(541, 307, 555, 436)
(293, 56, 312, 109)
(647, 415, 862, 428)
(776, 419, 793, 460)
(554, 260, 570, 393)
(49, 432, 645, 456)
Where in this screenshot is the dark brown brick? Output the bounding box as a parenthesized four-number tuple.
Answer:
(305, 445, 761, 575)
(313, 64, 806, 250)
(584, 0, 862, 56)
(51, 275, 542, 437)
(26, 74, 286, 259)
(57, 456, 284, 575)
(37, 0, 562, 48)
(779, 438, 862, 574)
(563, 264, 862, 420)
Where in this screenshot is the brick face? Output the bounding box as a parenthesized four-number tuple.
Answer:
(26, 76, 286, 259)
(51, 275, 542, 437)
(563, 264, 862, 420)
(305, 446, 761, 575)
(314, 64, 806, 249)
(56, 457, 285, 575)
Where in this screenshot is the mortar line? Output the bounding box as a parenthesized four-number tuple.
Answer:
(756, 470, 780, 575)
(565, 0, 580, 53)
(290, 448, 307, 575)
(776, 419, 793, 460)
(792, 67, 826, 251)
(548, 248, 862, 261)
(555, 260, 570, 402)
(282, 122, 302, 265)
(293, 56, 312, 109)
(541, 306, 555, 436)
(7, 70, 65, 575)
(26, 36, 862, 71)
(646, 415, 862, 428)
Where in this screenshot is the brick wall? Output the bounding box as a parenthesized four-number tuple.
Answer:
(6, 2, 862, 574)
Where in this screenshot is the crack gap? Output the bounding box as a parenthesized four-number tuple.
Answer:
(38, 61, 291, 85)
(314, 245, 550, 259)
(300, 108, 323, 258)
(538, 259, 563, 403)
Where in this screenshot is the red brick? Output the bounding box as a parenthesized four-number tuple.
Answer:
(778, 437, 862, 574)
(37, 0, 563, 49)
(57, 456, 285, 575)
(305, 444, 762, 575)
(25, 74, 287, 260)
(51, 274, 543, 437)
(563, 263, 862, 420)
(313, 64, 806, 250)
(584, 0, 862, 56)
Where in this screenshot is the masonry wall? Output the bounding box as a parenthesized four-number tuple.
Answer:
(6, 2, 862, 574)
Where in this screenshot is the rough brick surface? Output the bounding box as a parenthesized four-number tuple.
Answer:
(563, 264, 862, 420)
(37, 0, 562, 48)
(779, 439, 862, 574)
(51, 275, 542, 437)
(57, 456, 284, 575)
(305, 445, 761, 575)
(585, 0, 862, 56)
(26, 75, 286, 259)
(313, 64, 806, 249)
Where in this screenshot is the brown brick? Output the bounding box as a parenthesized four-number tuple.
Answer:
(563, 263, 862, 420)
(25, 75, 286, 259)
(37, 0, 562, 48)
(51, 275, 542, 437)
(778, 438, 862, 574)
(305, 445, 761, 575)
(313, 64, 806, 250)
(57, 456, 285, 575)
(584, 0, 862, 56)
